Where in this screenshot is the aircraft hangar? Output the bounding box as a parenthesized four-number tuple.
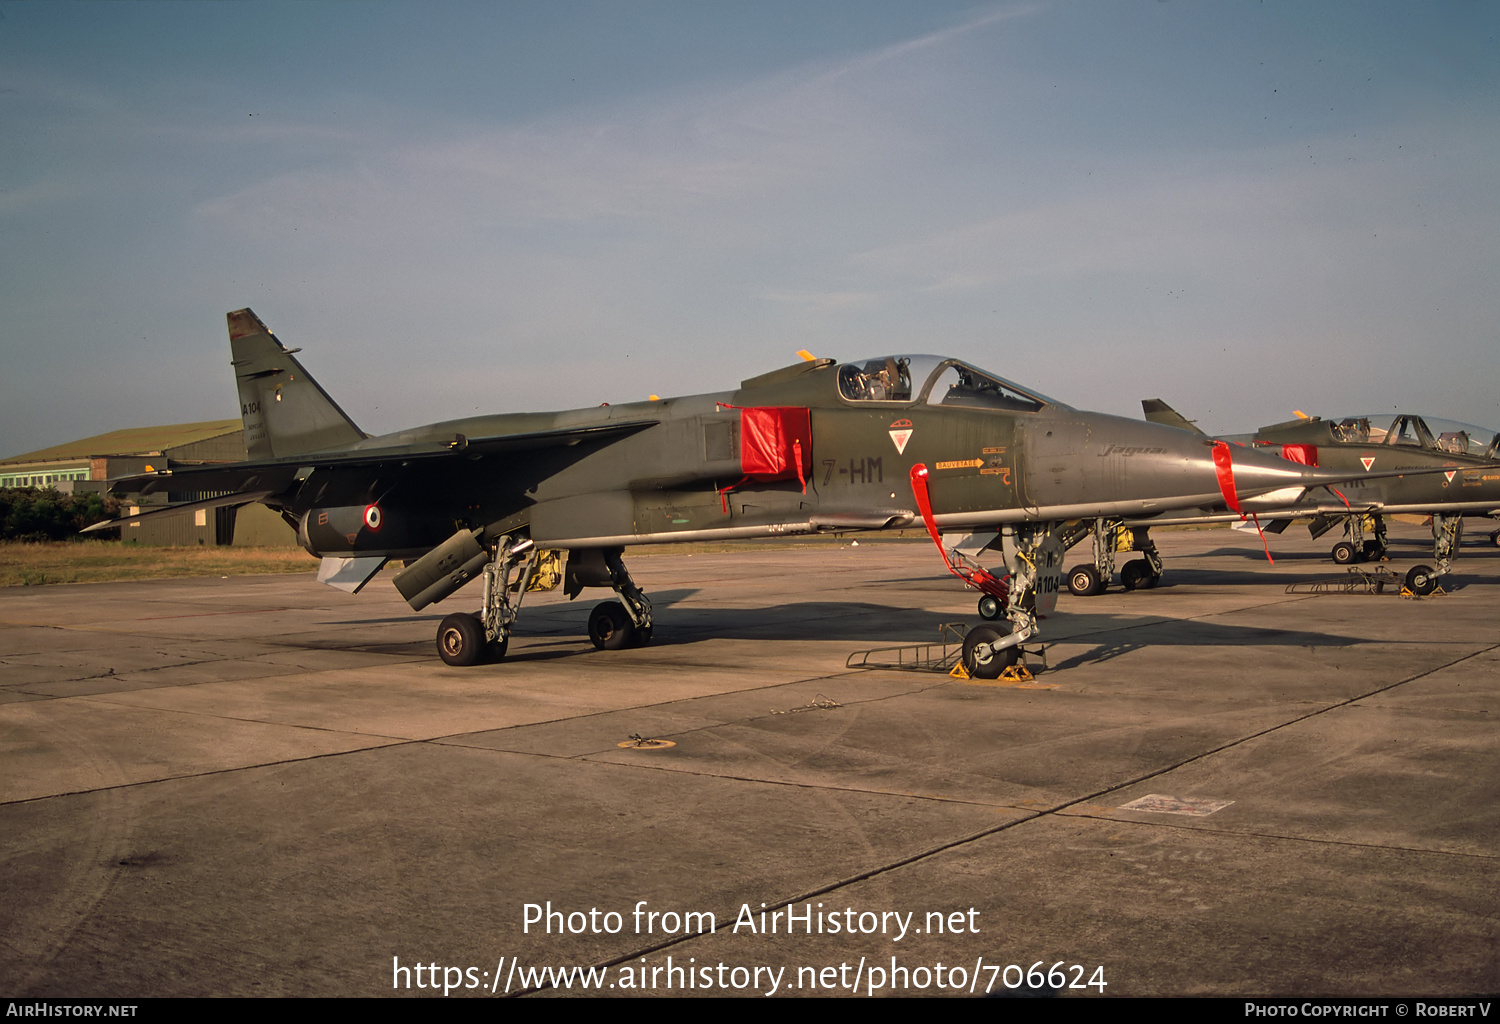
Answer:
(0, 421, 291, 546)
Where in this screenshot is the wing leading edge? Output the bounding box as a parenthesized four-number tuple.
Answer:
(94, 419, 660, 529)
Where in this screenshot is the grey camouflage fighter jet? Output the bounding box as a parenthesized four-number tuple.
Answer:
(92, 309, 1424, 676)
(1127, 400, 1500, 594)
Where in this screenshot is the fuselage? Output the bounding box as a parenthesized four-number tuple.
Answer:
(290, 355, 1346, 559)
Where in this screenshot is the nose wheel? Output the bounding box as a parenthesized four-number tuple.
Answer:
(962, 625, 1019, 679)
(1403, 565, 1439, 597)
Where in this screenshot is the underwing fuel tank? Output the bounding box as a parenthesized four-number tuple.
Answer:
(391, 529, 491, 611)
(1021, 413, 1368, 516)
(298, 504, 454, 558)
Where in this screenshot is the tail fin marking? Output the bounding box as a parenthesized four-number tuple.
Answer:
(228, 308, 366, 460)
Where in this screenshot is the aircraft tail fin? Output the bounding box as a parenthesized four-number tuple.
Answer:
(1141, 398, 1206, 437)
(228, 308, 366, 460)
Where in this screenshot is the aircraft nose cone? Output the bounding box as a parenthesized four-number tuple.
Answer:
(1205, 440, 1324, 510)
(1024, 413, 1329, 517)
(1154, 430, 1326, 510)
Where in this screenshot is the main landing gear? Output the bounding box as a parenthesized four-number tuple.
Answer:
(432, 538, 654, 666)
(1062, 519, 1163, 596)
(583, 549, 653, 650)
(437, 611, 496, 667)
(1327, 513, 1389, 566)
(435, 535, 539, 666)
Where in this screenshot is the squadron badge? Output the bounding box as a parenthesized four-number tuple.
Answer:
(889, 419, 913, 455)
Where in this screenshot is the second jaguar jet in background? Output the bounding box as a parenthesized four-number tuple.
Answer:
(1110, 401, 1500, 595)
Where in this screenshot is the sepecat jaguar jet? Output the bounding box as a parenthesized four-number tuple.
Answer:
(91, 309, 1426, 677)
(1117, 401, 1500, 596)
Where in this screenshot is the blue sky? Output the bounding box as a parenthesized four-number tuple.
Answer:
(2, 1, 1497, 457)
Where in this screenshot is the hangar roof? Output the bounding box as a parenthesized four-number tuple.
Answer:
(1, 420, 243, 466)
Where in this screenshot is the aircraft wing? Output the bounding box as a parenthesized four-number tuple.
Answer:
(106, 419, 661, 498)
(1124, 498, 1500, 528)
(80, 490, 280, 533)
(1125, 505, 1366, 528)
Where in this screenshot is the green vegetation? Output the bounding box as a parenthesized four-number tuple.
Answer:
(0, 540, 317, 587)
(0, 487, 120, 541)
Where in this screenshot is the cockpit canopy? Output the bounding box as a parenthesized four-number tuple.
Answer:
(1327, 414, 1499, 459)
(836, 355, 1059, 412)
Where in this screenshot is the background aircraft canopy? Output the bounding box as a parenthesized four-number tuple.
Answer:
(1343, 414, 1500, 458)
(1245, 413, 1500, 459)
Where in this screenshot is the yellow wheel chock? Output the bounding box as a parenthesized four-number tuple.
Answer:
(999, 663, 1036, 684)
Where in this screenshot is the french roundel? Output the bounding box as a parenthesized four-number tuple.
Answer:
(363, 504, 383, 532)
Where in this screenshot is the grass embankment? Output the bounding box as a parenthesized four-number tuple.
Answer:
(0, 541, 318, 587)
(629, 531, 930, 555)
(0, 522, 1254, 586)
(2, 533, 909, 585)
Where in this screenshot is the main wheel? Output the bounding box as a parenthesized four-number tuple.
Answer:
(589, 600, 637, 650)
(437, 612, 487, 666)
(1066, 564, 1104, 597)
(1331, 541, 1358, 565)
(487, 632, 509, 663)
(962, 625, 1017, 680)
(1404, 564, 1438, 597)
(1120, 560, 1151, 591)
(1363, 540, 1386, 560)
(1490, 529, 1500, 548)
(977, 594, 1002, 620)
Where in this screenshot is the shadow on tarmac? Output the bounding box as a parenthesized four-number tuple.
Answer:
(294, 597, 1370, 667)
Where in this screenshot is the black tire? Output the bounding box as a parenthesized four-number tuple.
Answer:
(437, 613, 487, 667)
(1363, 540, 1386, 560)
(1490, 530, 1500, 549)
(487, 633, 509, 663)
(589, 600, 637, 650)
(1142, 568, 1162, 589)
(1066, 564, 1103, 597)
(1120, 560, 1148, 591)
(962, 625, 1017, 680)
(1405, 565, 1438, 597)
(977, 595, 1002, 620)
(634, 623, 654, 647)
(1331, 541, 1358, 565)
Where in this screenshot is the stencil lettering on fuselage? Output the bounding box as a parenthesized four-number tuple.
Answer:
(823, 457, 885, 485)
